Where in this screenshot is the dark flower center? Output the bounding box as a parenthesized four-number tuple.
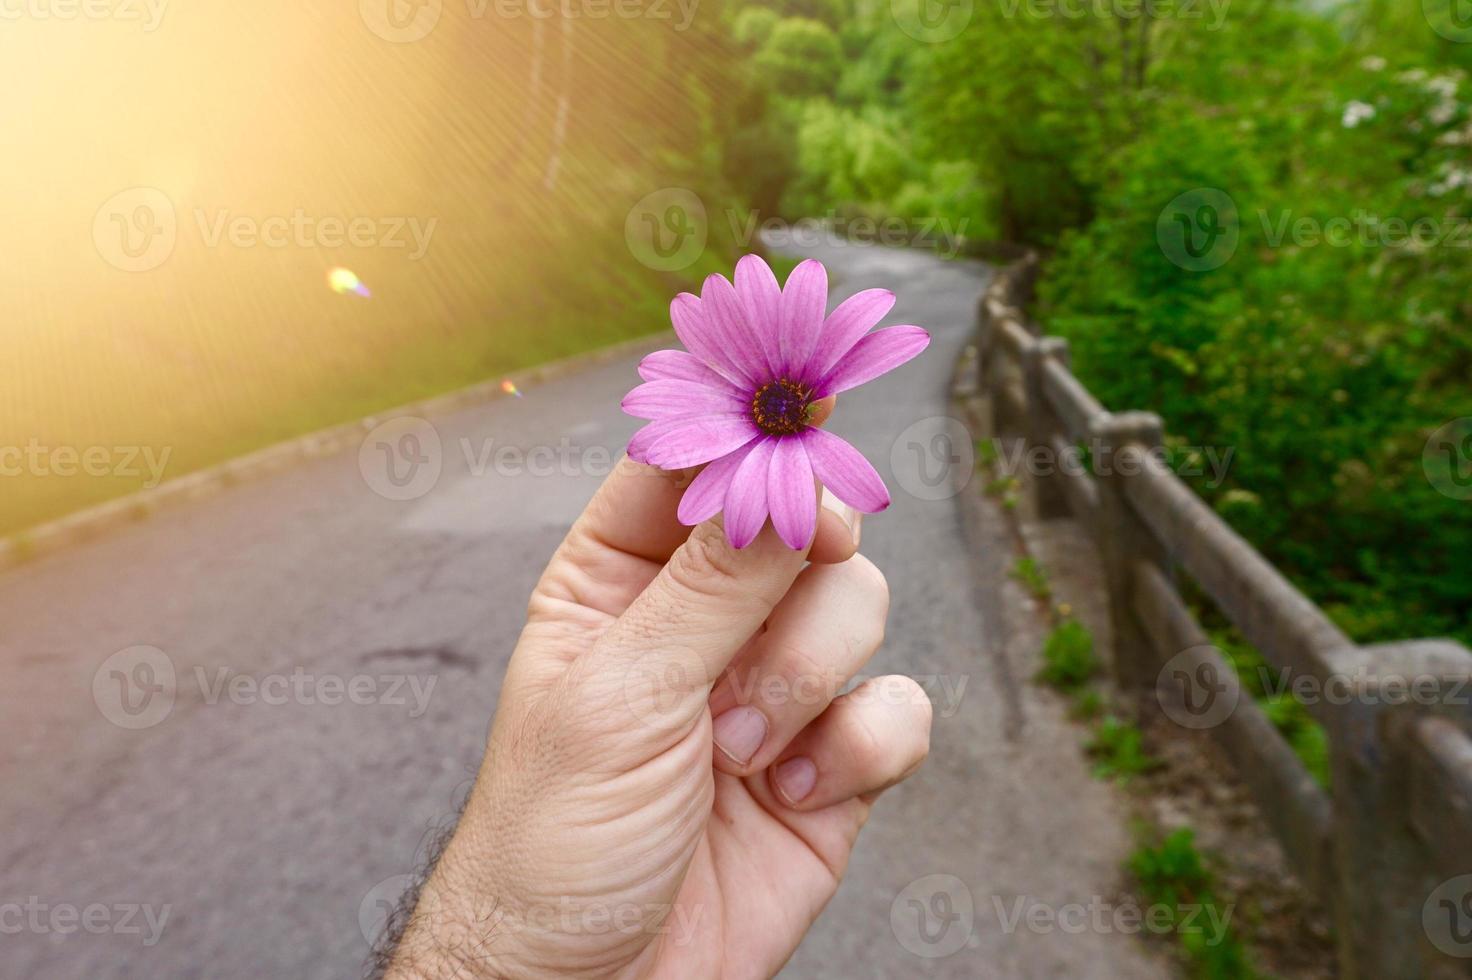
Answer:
(750, 379, 814, 436)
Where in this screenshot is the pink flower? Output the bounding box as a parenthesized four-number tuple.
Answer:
(622, 254, 929, 550)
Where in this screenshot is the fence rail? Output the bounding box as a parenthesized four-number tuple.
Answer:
(973, 255, 1472, 980)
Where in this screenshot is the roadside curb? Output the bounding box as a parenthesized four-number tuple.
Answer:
(0, 331, 673, 573)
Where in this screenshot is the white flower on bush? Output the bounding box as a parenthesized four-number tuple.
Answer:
(1428, 163, 1472, 198)
(1342, 101, 1377, 128)
(1429, 100, 1458, 127)
(1427, 75, 1461, 99)
(1438, 125, 1472, 146)
(1361, 56, 1386, 72)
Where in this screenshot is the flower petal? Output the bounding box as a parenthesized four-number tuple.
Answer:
(805, 288, 896, 381)
(724, 437, 776, 548)
(734, 254, 783, 376)
(803, 427, 891, 513)
(677, 444, 754, 526)
(779, 259, 828, 378)
(638, 349, 742, 392)
(645, 415, 761, 470)
(627, 416, 689, 464)
(622, 379, 749, 420)
(700, 274, 767, 385)
(670, 293, 747, 386)
(815, 325, 930, 398)
(767, 436, 816, 550)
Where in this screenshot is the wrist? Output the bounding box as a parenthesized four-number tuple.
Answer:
(384, 836, 659, 980)
(382, 871, 515, 980)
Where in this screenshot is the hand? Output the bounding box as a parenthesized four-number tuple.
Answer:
(383, 453, 933, 980)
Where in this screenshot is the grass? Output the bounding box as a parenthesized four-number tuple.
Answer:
(1262, 694, 1331, 787)
(2, 255, 672, 536)
(984, 474, 1017, 497)
(1, 226, 755, 538)
(1069, 688, 1105, 721)
(1010, 556, 1051, 600)
(975, 437, 999, 469)
(1031, 619, 1156, 781)
(981, 448, 1021, 509)
(1205, 622, 1332, 789)
(1036, 619, 1098, 692)
(4, 533, 36, 565)
(1128, 828, 1259, 979)
(1086, 715, 1161, 782)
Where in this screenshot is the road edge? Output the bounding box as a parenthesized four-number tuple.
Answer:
(0, 331, 673, 572)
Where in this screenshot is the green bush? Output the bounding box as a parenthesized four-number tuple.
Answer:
(1263, 694, 1332, 788)
(719, 0, 1472, 651)
(891, 160, 995, 247)
(1034, 28, 1472, 649)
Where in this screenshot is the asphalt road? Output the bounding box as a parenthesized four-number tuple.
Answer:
(0, 241, 1172, 979)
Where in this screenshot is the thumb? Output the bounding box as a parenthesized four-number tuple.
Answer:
(584, 518, 809, 731)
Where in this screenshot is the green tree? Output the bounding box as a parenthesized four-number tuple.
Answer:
(753, 18, 843, 99)
(733, 5, 779, 48)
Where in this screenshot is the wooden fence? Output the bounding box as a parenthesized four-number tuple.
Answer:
(973, 255, 1472, 979)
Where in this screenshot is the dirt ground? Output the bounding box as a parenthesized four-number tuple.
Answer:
(958, 370, 1338, 980)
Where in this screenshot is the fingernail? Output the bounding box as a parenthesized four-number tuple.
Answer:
(820, 487, 861, 547)
(712, 706, 767, 765)
(774, 757, 817, 805)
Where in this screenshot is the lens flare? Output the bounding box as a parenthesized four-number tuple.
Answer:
(501, 380, 522, 398)
(327, 267, 370, 298)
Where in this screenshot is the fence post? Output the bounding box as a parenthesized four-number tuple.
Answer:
(1022, 337, 1072, 520)
(1325, 640, 1472, 979)
(988, 323, 1028, 439)
(1004, 251, 1038, 309)
(974, 297, 995, 426)
(1091, 410, 1169, 693)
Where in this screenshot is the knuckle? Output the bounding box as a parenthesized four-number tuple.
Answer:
(562, 647, 709, 749)
(496, 687, 572, 774)
(765, 639, 843, 709)
(666, 523, 743, 601)
(613, 597, 673, 651)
